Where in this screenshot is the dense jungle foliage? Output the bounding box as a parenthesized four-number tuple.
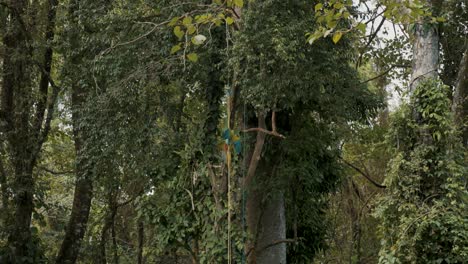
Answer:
(0, 0, 467, 263)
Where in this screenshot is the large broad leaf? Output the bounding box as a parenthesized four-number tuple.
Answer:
(332, 31, 343, 44)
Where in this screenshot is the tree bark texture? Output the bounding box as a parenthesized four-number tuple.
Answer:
(409, 0, 441, 92)
(1, 1, 32, 258)
(245, 114, 286, 264)
(246, 164, 287, 264)
(409, 2, 440, 142)
(55, 165, 92, 264)
(410, 24, 439, 92)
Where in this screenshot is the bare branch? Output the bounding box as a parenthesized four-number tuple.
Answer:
(38, 166, 75, 175)
(360, 64, 410, 84)
(243, 127, 286, 139)
(339, 157, 386, 189)
(357, 15, 386, 68)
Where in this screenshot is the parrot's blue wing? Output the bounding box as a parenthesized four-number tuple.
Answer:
(234, 140, 242, 155)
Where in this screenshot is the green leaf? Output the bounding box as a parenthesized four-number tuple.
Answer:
(315, 3, 323, 12)
(307, 35, 317, 45)
(187, 24, 196, 34)
(307, 31, 322, 45)
(187, 53, 198, 62)
(226, 17, 234, 25)
(334, 3, 344, 9)
(234, 0, 243, 8)
(173, 26, 184, 40)
(182, 16, 193, 26)
(332, 31, 343, 44)
(214, 18, 222, 27)
(170, 44, 181, 54)
(327, 20, 338, 29)
(356, 23, 366, 34)
(168, 17, 179, 26)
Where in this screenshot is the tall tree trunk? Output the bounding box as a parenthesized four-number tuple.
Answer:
(408, 0, 440, 145)
(98, 194, 118, 264)
(0, 1, 31, 260)
(55, 95, 93, 263)
(1, 0, 58, 260)
(409, 23, 439, 92)
(98, 222, 109, 264)
(56, 159, 93, 264)
(55, 82, 93, 264)
(0, 156, 8, 212)
(346, 181, 361, 264)
(246, 165, 286, 264)
(137, 221, 144, 264)
(111, 217, 119, 264)
(55, 1, 96, 262)
(245, 115, 266, 264)
(244, 114, 286, 264)
(255, 193, 286, 264)
(408, 0, 441, 92)
(452, 47, 468, 146)
(56, 0, 116, 261)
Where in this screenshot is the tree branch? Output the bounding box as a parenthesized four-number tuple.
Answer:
(339, 157, 386, 189)
(38, 166, 75, 175)
(360, 64, 410, 84)
(31, 85, 60, 166)
(357, 15, 386, 68)
(243, 113, 267, 188)
(33, 0, 58, 147)
(243, 111, 286, 139)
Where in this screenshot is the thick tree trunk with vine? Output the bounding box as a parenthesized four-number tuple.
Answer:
(1, 1, 33, 259)
(0, 0, 58, 260)
(408, 1, 440, 145)
(245, 114, 286, 264)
